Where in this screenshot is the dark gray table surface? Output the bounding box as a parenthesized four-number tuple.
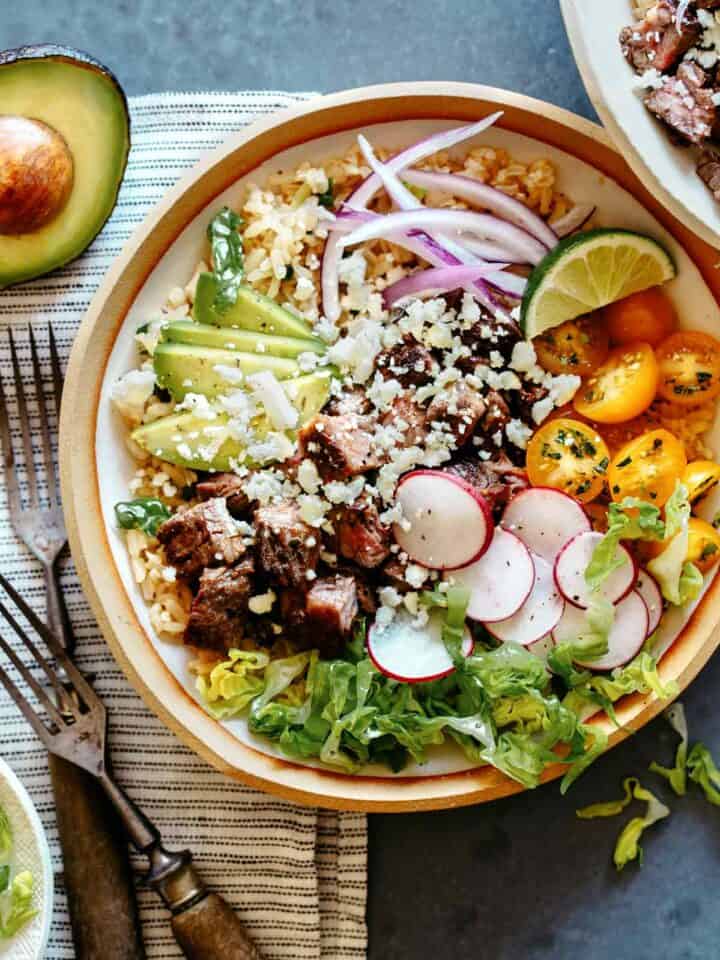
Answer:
(4, 2, 720, 958)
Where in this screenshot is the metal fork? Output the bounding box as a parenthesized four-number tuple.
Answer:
(0, 569, 263, 959)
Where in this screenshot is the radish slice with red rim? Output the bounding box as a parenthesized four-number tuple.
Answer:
(367, 609, 473, 683)
(528, 634, 555, 665)
(501, 487, 591, 563)
(635, 569, 663, 636)
(393, 470, 492, 570)
(572, 591, 649, 672)
(449, 527, 535, 622)
(554, 531, 636, 609)
(484, 555, 564, 646)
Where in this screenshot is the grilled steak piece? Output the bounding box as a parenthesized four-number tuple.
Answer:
(157, 498, 247, 580)
(511, 383, 550, 425)
(185, 558, 255, 651)
(334, 496, 391, 569)
(279, 576, 359, 656)
(381, 556, 412, 592)
(620, 0, 699, 74)
(196, 472, 251, 516)
(698, 148, 720, 199)
(645, 61, 720, 145)
(324, 386, 372, 417)
(480, 389, 512, 439)
(254, 501, 320, 588)
(299, 414, 384, 478)
(461, 312, 522, 363)
(697, 0, 720, 7)
(446, 454, 528, 519)
(380, 395, 428, 448)
(376, 336, 435, 387)
(427, 381, 486, 446)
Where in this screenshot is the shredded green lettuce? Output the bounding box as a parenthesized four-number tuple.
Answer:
(687, 742, 720, 805)
(585, 498, 665, 592)
(576, 777, 670, 870)
(0, 872, 36, 938)
(646, 482, 704, 605)
(197, 649, 270, 719)
(0, 808, 10, 862)
(649, 703, 688, 795)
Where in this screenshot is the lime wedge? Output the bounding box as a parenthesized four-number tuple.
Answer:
(520, 228, 676, 339)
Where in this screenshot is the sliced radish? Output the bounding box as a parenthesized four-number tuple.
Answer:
(554, 531, 636, 609)
(449, 528, 535, 622)
(393, 470, 492, 570)
(528, 634, 555, 664)
(573, 591, 649, 671)
(367, 609, 473, 683)
(501, 487, 590, 563)
(484, 555, 564, 646)
(635, 569, 663, 637)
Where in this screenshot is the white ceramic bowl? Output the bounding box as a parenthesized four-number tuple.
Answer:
(0, 759, 53, 960)
(61, 83, 720, 811)
(562, 0, 720, 249)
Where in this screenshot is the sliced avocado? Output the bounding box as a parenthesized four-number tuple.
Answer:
(193, 278, 314, 340)
(0, 46, 130, 287)
(162, 320, 326, 359)
(132, 370, 333, 471)
(154, 342, 301, 401)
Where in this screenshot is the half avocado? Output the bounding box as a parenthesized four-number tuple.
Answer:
(0, 45, 130, 287)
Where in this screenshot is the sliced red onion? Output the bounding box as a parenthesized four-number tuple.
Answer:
(337, 208, 548, 265)
(485, 270, 527, 298)
(321, 113, 503, 322)
(676, 0, 690, 31)
(401, 169, 557, 249)
(458, 234, 527, 263)
(550, 203, 596, 238)
(382, 264, 512, 307)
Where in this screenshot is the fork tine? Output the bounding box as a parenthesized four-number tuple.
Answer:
(28, 326, 59, 507)
(0, 662, 53, 745)
(0, 368, 21, 518)
(0, 573, 97, 706)
(0, 619, 67, 728)
(48, 325, 63, 421)
(0, 596, 71, 710)
(8, 329, 38, 507)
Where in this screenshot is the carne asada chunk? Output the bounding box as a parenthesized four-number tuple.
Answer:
(645, 61, 720, 145)
(380, 395, 428, 448)
(461, 311, 522, 363)
(185, 557, 255, 651)
(510, 383, 550, 425)
(299, 413, 384, 478)
(697, 0, 720, 7)
(376, 336, 435, 387)
(324, 386, 372, 417)
(196, 472, 251, 516)
(446, 454, 528, 519)
(334, 495, 391, 569)
(279, 576, 359, 656)
(157, 498, 247, 580)
(254, 501, 320, 588)
(480, 389, 512, 440)
(381, 556, 412, 593)
(698, 148, 720, 199)
(620, 1, 699, 74)
(427, 381, 486, 446)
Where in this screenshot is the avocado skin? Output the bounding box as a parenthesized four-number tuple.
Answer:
(0, 45, 130, 287)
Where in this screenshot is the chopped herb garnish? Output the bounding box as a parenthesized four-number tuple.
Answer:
(316, 177, 335, 209)
(115, 498, 172, 537)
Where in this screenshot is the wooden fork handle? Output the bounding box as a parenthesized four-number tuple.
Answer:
(171, 892, 263, 960)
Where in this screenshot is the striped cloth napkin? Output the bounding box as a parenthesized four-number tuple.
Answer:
(0, 91, 367, 960)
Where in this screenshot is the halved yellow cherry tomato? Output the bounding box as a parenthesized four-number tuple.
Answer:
(682, 460, 720, 505)
(686, 517, 720, 573)
(533, 314, 609, 377)
(655, 331, 720, 406)
(573, 342, 659, 424)
(607, 429, 687, 506)
(526, 417, 610, 502)
(605, 288, 676, 347)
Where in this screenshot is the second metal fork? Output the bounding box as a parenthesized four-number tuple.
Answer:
(0, 327, 71, 650)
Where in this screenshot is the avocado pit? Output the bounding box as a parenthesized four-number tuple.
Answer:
(0, 114, 74, 235)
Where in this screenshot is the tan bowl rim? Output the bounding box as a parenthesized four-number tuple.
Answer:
(60, 81, 720, 812)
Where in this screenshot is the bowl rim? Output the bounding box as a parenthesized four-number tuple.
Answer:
(60, 80, 720, 812)
(560, 0, 720, 250)
(0, 758, 54, 958)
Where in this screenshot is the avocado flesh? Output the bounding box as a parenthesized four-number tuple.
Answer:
(162, 320, 325, 358)
(193, 276, 314, 340)
(0, 48, 130, 287)
(132, 370, 333, 471)
(154, 342, 301, 401)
